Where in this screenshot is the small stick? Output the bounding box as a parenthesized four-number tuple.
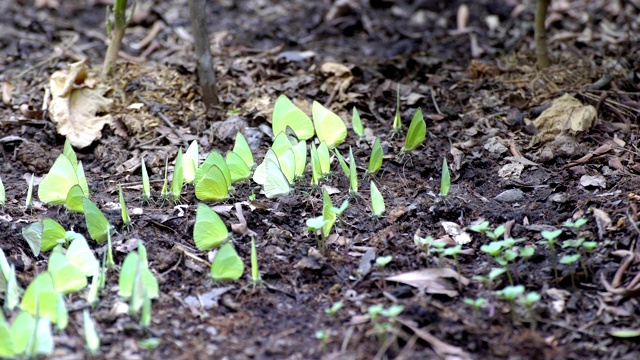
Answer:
(136, 94, 189, 147)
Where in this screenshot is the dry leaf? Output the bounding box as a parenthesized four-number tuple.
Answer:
(530, 93, 596, 147)
(320, 62, 353, 101)
(48, 60, 114, 148)
(386, 268, 469, 297)
(441, 221, 472, 245)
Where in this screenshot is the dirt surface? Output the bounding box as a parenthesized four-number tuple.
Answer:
(1, 0, 640, 359)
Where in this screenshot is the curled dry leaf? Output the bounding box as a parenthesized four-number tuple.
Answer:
(441, 221, 472, 245)
(529, 93, 597, 147)
(48, 59, 114, 149)
(386, 268, 470, 297)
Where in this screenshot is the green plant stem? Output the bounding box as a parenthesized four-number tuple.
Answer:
(535, 0, 551, 68)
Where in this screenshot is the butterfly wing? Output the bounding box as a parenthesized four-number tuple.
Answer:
(272, 95, 314, 140)
(263, 156, 292, 198)
(232, 133, 255, 169)
(193, 203, 229, 251)
(195, 165, 229, 201)
(38, 155, 78, 205)
(226, 152, 251, 183)
(313, 101, 347, 148)
(210, 242, 244, 281)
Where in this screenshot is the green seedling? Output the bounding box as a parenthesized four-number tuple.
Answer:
(562, 238, 584, 249)
(348, 147, 358, 196)
(443, 244, 463, 290)
(469, 221, 490, 241)
(375, 255, 393, 268)
(414, 234, 435, 254)
(317, 141, 332, 178)
(25, 174, 34, 209)
(272, 95, 314, 141)
(83, 309, 100, 354)
(367, 137, 383, 176)
(315, 330, 330, 354)
(391, 85, 402, 137)
(210, 242, 244, 282)
(563, 217, 587, 230)
(496, 285, 525, 321)
(306, 216, 328, 256)
(118, 242, 159, 315)
(334, 149, 350, 177)
(324, 301, 343, 316)
(249, 190, 256, 201)
(119, 185, 131, 227)
(182, 140, 199, 184)
(366, 304, 404, 346)
(520, 246, 535, 261)
(102, 0, 135, 77)
(429, 240, 448, 268)
(160, 158, 169, 200)
(232, 132, 255, 170)
(463, 297, 485, 323)
(518, 291, 541, 329)
(250, 237, 261, 286)
(138, 338, 161, 350)
(352, 107, 365, 138)
(472, 267, 507, 291)
(539, 229, 562, 283)
(0, 175, 5, 207)
(560, 253, 581, 288)
(370, 181, 385, 217)
(322, 189, 336, 241)
(313, 101, 347, 149)
(193, 203, 230, 251)
(105, 230, 115, 270)
(486, 224, 505, 241)
(439, 158, 450, 199)
(141, 156, 151, 201)
(170, 148, 184, 202)
(480, 240, 514, 285)
(401, 108, 426, 154)
(310, 144, 322, 187)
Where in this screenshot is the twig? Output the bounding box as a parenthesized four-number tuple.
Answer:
(136, 94, 189, 147)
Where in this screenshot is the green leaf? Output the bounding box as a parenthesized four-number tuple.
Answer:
(401, 108, 426, 153)
(367, 138, 383, 175)
(439, 158, 450, 198)
(392, 84, 402, 132)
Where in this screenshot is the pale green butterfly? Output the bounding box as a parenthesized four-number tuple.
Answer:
(20, 272, 66, 325)
(370, 181, 385, 217)
(22, 218, 66, 256)
(141, 156, 151, 201)
(83, 310, 100, 354)
(182, 140, 199, 184)
(118, 250, 159, 301)
(271, 131, 295, 157)
(47, 246, 88, 294)
(263, 150, 293, 198)
(310, 144, 321, 187)
(352, 107, 365, 138)
(232, 132, 255, 169)
(367, 137, 383, 175)
(402, 108, 426, 153)
(193, 203, 229, 251)
(440, 158, 450, 198)
(210, 242, 244, 282)
(250, 237, 260, 285)
(225, 152, 251, 184)
(195, 165, 229, 201)
(83, 198, 111, 243)
(63, 139, 89, 197)
(291, 140, 307, 179)
(8, 311, 54, 357)
(322, 188, 335, 238)
(195, 151, 231, 189)
(66, 233, 99, 276)
(334, 149, 350, 177)
(65, 184, 85, 213)
(277, 148, 297, 183)
(312, 101, 347, 149)
(272, 94, 315, 141)
(38, 154, 79, 205)
(252, 149, 279, 185)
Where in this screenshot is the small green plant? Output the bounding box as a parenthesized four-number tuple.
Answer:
(469, 221, 490, 241)
(472, 267, 506, 291)
(563, 217, 587, 230)
(322, 188, 337, 241)
(25, 174, 34, 209)
(0, 309, 54, 358)
(375, 255, 393, 268)
(463, 297, 485, 323)
(367, 138, 383, 176)
(140, 156, 151, 202)
(439, 158, 450, 199)
(495, 285, 525, 321)
(366, 304, 404, 347)
(518, 291, 541, 329)
(349, 147, 358, 196)
(352, 107, 365, 138)
(370, 181, 385, 217)
(118, 185, 131, 227)
(160, 158, 170, 200)
(539, 229, 562, 283)
(169, 147, 184, 202)
(315, 330, 330, 354)
(306, 216, 328, 256)
(324, 301, 343, 316)
(443, 244, 463, 290)
(429, 240, 448, 268)
(559, 253, 581, 288)
(401, 108, 426, 154)
(391, 85, 402, 137)
(102, 0, 136, 78)
(250, 237, 261, 286)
